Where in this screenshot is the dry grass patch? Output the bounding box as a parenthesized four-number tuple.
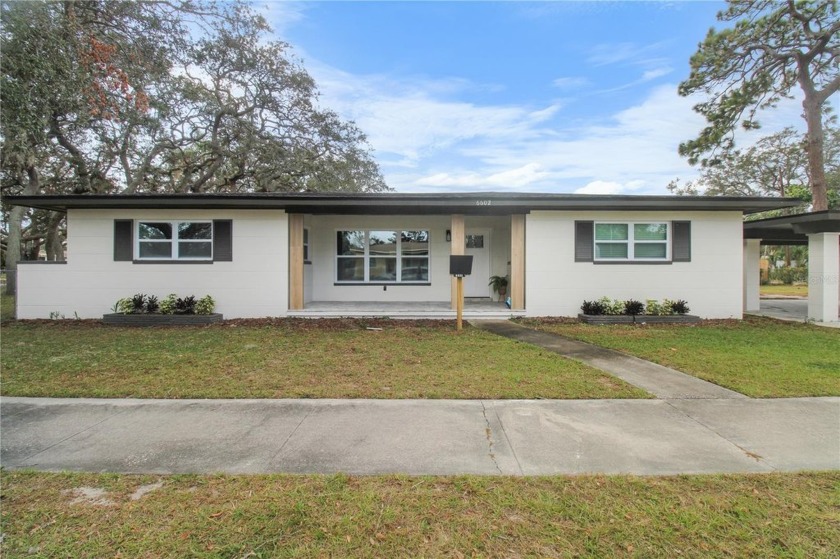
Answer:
(2, 471, 838, 558)
(0, 319, 648, 399)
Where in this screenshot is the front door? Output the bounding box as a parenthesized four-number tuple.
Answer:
(464, 229, 490, 297)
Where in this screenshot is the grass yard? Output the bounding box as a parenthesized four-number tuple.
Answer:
(1, 292, 15, 321)
(519, 316, 840, 398)
(0, 319, 647, 399)
(760, 284, 808, 297)
(2, 471, 837, 558)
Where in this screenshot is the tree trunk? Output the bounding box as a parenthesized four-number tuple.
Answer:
(803, 95, 828, 211)
(45, 212, 66, 261)
(5, 166, 40, 295)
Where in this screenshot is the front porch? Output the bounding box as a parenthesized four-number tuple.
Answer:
(288, 212, 526, 314)
(287, 299, 524, 319)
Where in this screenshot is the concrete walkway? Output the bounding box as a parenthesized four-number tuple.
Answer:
(471, 320, 746, 399)
(2, 396, 837, 475)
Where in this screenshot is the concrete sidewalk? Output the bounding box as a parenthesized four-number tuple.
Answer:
(2, 396, 838, 476)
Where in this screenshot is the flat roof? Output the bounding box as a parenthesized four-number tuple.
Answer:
(743, 210, 840, 245)
(4, 192, 800, 215)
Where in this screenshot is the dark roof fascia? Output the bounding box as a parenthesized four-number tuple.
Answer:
(744, 210, 840, 238)
(3, 193, 800, 215)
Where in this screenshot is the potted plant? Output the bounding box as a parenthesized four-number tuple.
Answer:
(488, 275, 509, 302)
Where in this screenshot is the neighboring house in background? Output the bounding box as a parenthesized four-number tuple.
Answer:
(6, 192, 809, 321)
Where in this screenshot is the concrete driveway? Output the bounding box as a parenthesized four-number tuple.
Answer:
(2, 396, 838, 476)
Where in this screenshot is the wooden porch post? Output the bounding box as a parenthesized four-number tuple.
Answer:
(450, 214, 465, 310)
(288, 213, 305, 310)
(510, 214, 525, 310)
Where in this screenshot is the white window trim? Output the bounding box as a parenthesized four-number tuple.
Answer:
(335, 229, 431, 284)
(594, 221, 670, 262)
(136, 220, 214, 261)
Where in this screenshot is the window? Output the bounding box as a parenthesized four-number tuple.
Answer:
(303, 227, 310, 262)
(137, 221, 213, 260)
(336, 229, 430, 283)
(594, 222, 668, 261)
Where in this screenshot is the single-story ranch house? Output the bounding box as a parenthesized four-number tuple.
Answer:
(6, 192, 839, 323)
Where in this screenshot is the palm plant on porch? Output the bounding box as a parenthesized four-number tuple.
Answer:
(489, 275, 509, 302)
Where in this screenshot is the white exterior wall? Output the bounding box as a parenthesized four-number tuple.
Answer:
(525, 210, 744, 319)
(17, 209, 288, 319)
(743, 239, 761, 312)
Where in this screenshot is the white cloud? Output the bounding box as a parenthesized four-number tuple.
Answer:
(552, 77, 590, 89)
(417, 163, 551, 189)
(304, 57, 809, 194)
(258, 1, 308, 37)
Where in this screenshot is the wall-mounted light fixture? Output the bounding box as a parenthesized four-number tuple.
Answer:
(445, 229, 451, 242)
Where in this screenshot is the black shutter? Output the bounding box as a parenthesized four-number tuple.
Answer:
(114, 220, 133, 261)
(574, 221, 594, 262)
(213, 220, 233, 261)
(672, 221, 691, 262)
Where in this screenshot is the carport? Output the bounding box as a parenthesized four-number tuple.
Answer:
(743, 211, 840, 324)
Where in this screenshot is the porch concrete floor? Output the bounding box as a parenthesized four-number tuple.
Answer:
(288, 299, 524, 319)
(749, 298, 840, 328)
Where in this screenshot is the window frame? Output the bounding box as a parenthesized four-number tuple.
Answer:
(335, 229, 430, 284)
(135, 220, 214, 261)
(303, 227, 311, 264)
(593, 221, 670, 262)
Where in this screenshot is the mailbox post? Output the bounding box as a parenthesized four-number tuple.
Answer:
(449, 255, 473, 331)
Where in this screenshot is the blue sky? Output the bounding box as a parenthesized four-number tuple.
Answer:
(260, 1, 816, 194)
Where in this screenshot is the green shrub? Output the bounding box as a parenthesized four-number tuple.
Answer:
(598, 296, 625, 315)
(116, 298, 134, 315)
(159, 294, 178, 315)
(195, 295, 215, 315)
(645, 299, 667, 316)
(769, 266, 808, 285)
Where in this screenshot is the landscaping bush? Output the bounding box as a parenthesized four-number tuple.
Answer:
(581, 300, 605, 315)
(598, 296, 625, 315)
(624, 299, 645, 316)
(668, 299, 690, 315)
(195, 295, 215, 315)
(174, 296, 197, 315)
(769, 266, 808, 285)
(144, 295, 159, 314)
(645, 299, 667, 316)
(159, 294, 178, 315)
(582, 297, 690, 316)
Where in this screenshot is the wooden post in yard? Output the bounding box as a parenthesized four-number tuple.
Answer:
(456, 276, 464, 331)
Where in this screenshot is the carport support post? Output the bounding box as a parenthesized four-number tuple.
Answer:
(807, 232, 840, 323)
(743, 239, 761, 313)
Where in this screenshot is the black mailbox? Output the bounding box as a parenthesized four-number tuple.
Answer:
(450, 255, 473, 277)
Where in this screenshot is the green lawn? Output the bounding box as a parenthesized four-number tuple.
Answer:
(518, 316, 840, 398)
(760, 284, 808, 297)
(2, 471, 837, 558)
(1, 292, 15, 321)
(0, 320, 647, 399)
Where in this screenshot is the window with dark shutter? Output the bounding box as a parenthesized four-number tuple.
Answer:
(672, 221, 691, 262)
(213, 220, 233, 262)
(574, 221, 594, 262)
(114, 220, 133, 261)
